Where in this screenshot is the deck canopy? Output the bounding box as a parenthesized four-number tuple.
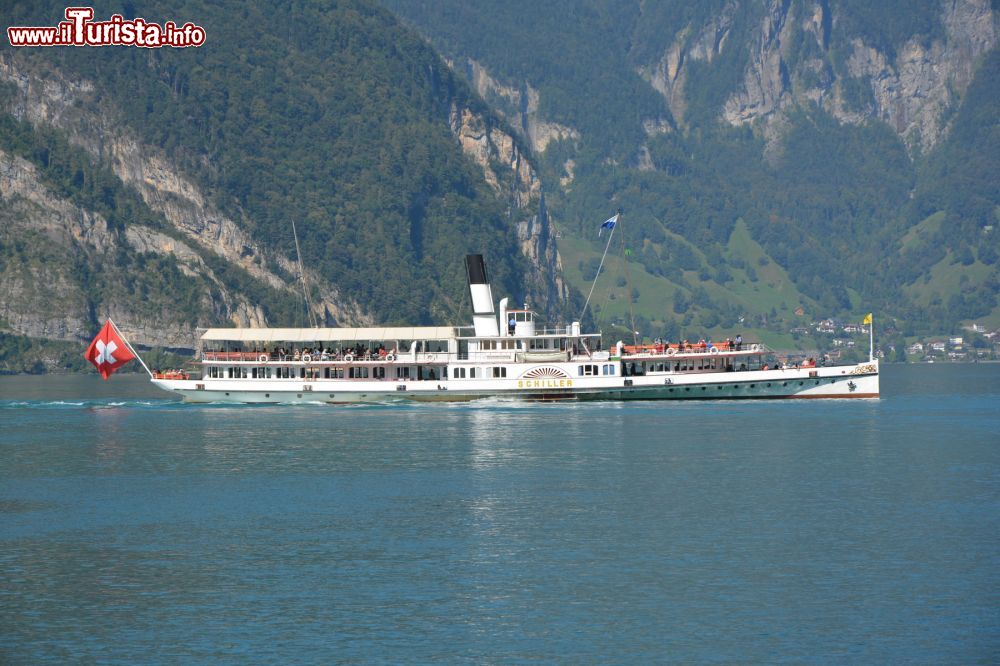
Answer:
(201, 327, 458, 343)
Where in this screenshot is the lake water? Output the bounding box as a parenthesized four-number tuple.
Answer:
(1, 365, 997, 663)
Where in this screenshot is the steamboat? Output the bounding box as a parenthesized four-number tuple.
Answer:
(149, 255, 879, 403)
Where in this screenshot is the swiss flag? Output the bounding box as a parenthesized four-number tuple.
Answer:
(85, 320, 136, 380)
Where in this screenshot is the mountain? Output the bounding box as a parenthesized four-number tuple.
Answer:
(0, 0, 569, 372)
(2, 1, 996, 374)
(383, 0, 999, 353)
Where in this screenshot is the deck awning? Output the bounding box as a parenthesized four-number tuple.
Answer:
(200, 327, 459, 343)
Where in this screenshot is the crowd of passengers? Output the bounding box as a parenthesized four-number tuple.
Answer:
(208, 344, 395, 361)
(644, 334, 745, 352)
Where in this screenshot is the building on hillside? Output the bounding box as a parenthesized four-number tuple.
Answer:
(814, 319, 836, 334)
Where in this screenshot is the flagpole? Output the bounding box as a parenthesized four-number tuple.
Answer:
(869, 314, 874, 362)
(109, 318, 154, 379)
(579, 214, 618, 322)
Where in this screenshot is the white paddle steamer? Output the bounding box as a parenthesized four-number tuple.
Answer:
(151, 255, 879, 403)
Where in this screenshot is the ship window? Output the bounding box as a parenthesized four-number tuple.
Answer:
(469, 367, 480, 379)
(492, 367, 507, 378)
(578, 365, 598, 376)
(602, 364, 615, 375)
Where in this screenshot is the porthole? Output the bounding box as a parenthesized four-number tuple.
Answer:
(701, 386, 707, 390)
(265, 393, 270, 398)
(783, 382, 788, 387)
(297, 394, 302, 398)
(329, 394, 335, 398)
(685, 387, 691, 392)
(766, 383, 771, 387)
(750, 384, 755, 388)
(717, 386, 723, 390)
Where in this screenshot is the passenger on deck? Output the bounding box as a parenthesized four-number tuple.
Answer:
(508, 315, 516, 335)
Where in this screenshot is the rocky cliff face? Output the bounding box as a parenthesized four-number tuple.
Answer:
(642, 2, 740, 128)
(0, 52, 371, 349)
(448, 100, 569, 313)
(704, 0, 997, 152)
(837, 0, 997, 149)
(457, 58, 581, 154)
(0, 148, 217, 347)
(644, 0, 997, 153)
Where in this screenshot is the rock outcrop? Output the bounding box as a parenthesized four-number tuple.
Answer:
(641, 0, 996, 153)
(448, 102, 568, 312)
(0, 52, 369, 346)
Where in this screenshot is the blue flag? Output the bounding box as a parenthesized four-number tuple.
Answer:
(599, 214, 618, 236)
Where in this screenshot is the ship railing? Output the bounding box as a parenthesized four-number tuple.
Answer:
(202, 351, 447, 363)
(620, 342, 770, 357)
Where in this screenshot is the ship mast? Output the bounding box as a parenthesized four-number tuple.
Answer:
(291, 220, 318, 328)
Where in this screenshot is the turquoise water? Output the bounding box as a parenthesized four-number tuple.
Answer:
(1, 365, 998, 663)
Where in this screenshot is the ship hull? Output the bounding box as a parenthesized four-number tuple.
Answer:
(152, 363, 879, 404)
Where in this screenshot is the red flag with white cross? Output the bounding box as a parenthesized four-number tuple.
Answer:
(84, 320, 136, 380)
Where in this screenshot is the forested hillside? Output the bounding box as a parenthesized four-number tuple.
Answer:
(385, 0, 999, 353)
(1, 0, 565, 371)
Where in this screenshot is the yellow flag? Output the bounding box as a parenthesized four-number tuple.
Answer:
(862, 313, 872, 325)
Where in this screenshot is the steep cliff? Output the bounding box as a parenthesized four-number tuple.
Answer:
(448, 103, 568, 313)
(0, 55, 375, 353)
(646, 0, 998, 153)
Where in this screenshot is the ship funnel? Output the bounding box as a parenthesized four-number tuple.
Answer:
(465, 254, 500, 337)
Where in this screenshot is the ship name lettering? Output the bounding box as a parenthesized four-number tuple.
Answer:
(517, 379, 573, 389)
